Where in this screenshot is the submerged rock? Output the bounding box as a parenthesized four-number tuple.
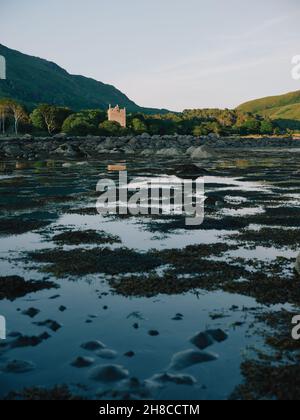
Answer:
(21, 308, 40, 318)
(190, 329, 228, 350)
(10, 332, 51, 349)
(33, 320, 62, 332)
(81, 340, 106, 351)
(207, 329, 228, 343)
(71, 356, 95, 368)
(96, 349, 118, 360)
(150, 372, 197, 386)
(190, 332, 215, 350)
(96, 377, 152, 400)
(89, 364, 129, 383)
(124, 351, 135, 358)
(148, 330, 160, 337)
(1, 359, 35, 374)
(169, 349, 218, 371)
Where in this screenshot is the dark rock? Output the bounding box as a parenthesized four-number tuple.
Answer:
(81, 340, 106, 351)
(1, 360, 35, 374)
(190, 332, 214, 350)
(89, 364, 129, 383)
(124, 351, 135, 358)
(33, 320, 62, 332)
(169, 349, 218, 371)
(148, 330, 160, 337)
(22, 308, 40, 318)
(151, 372, 197, 386)
(71, 356, 95, 368)
(96, 349, 118, 360)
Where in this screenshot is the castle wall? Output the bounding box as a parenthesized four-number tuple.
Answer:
(108, 106, 126, 128)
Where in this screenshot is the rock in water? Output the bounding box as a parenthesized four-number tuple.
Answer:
(2, 359, 35, 374)
(89, 364, 129, 383)
(81, 340, 106, 351)
(295, 254, 300, 275)
(71, 356, 95, 368)
(190, 332, 215, 350)
(150, 372, 197, 386)
(156, 148, 183, 157)
(169, 349, 218, 371)
(96, 349, 118, 360)
(191, 145, 214, 160)
(190, 329, 228, 350)
(207, 329, 228, 343)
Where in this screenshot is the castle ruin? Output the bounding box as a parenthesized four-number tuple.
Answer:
(108, 105, 126, 128)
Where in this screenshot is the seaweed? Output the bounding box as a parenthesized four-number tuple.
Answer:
(0, 276, 58, 300)
(29, 247, 162, 277)
(52, 230, 121, 245)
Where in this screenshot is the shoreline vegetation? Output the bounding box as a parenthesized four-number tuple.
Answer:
(0, 99, 294, 138)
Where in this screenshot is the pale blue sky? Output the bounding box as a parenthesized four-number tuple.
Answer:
(1, 0, 300, 110)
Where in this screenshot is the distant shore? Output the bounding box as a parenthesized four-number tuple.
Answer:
(0, 134, 299, 161)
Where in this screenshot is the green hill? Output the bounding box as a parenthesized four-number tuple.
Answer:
(0, 44, 165, 114)
(237, 90, 300, 129)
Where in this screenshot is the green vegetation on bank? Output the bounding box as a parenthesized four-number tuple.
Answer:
(0, 99, 286, 137)
(237, 90, 300, 129)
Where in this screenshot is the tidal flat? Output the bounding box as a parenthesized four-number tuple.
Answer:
(0, 149, 300, 400)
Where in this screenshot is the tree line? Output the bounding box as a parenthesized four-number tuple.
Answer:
(0, 98, 286, 137)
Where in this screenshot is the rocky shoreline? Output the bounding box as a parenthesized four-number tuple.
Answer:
(0, 134, 299, 160)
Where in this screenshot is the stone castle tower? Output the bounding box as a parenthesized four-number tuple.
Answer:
(108, 105, 126, 128)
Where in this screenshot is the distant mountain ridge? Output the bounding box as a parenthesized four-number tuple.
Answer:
(0, 44, 166, 114)
(237, 90, 300, 129)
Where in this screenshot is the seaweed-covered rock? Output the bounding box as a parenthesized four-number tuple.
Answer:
(71, 356, 95, 368)
(96, 349, 118, 360)
(150, 372, 197, 386)
(1, 359, 35, 374)
(89, 364, 129, 383)
(81, 340, 106, 351)
(169, 349, 218, 371)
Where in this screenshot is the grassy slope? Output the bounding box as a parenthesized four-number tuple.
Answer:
(237, 90, 300, 128)
(0, 44, 165, 114)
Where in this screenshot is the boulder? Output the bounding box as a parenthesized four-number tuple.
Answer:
(53, 133, 67, 140)
(1, 359, 35, 374)
(169, 349, 218, 371)
(150, 372, 197, 386)
(295, 253, 300, 275)
(96, 349, 118, 360)
(53, 143, 80, 158)
(156, 148, 183, 157)
(191, 145, 215, 159)
(71, 356, 95, 368)
(89, 364, 129, 383)
(81, 340, 106, 351)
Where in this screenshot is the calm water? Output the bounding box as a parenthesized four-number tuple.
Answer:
(0, 151, 298, 400)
